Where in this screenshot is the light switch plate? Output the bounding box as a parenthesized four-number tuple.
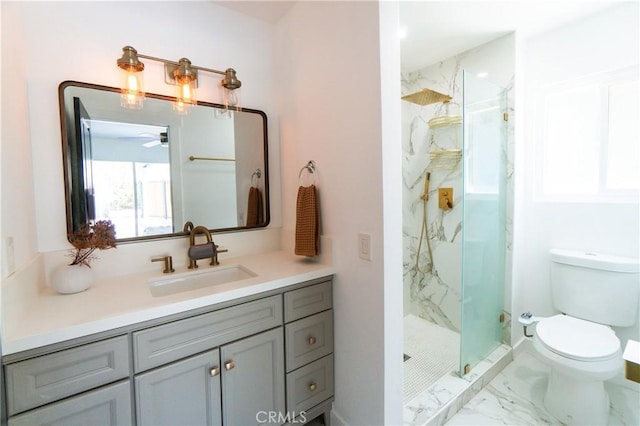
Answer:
(358, 232, 371, 261)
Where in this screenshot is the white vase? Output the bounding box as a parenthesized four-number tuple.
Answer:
(51, 264, 94, 294)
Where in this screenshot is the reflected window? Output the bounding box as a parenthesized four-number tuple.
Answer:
(90, 121, 172, 238)
(465, 100, 503, 194)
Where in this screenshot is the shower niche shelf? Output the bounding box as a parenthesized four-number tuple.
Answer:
(428, 115, 462, 129)
(429, 149, 462, 170)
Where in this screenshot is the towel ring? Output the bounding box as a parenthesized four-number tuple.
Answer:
(298, 161, 316, 185)
(251, 169, 261, 187)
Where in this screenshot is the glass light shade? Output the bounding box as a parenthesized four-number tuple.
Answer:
(222, 86, 241, 111)
(120, 68, 144, 109)
(173, 77, 197, 114)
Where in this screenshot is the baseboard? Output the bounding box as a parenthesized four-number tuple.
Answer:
(512, 336, 534, 358)
(330, 408, 349, 426)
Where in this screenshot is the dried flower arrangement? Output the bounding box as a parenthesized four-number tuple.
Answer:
(67, 220, 117, 267)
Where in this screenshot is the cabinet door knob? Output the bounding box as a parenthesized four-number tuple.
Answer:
(309, 382, 317, 391)
(308, 336, 317, 345)
(225, 361, 235, 371)
(209, 366, 220, 377)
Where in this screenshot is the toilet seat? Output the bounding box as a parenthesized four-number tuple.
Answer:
(537, 314, 620, 361)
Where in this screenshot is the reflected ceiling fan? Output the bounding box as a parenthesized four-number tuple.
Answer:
(116, 131, 168, 148)
(141, 132, 168, 148)
(89, 119, 169, 148)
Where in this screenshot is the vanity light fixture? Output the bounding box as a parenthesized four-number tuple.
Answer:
(172, 58, 198, 114)
(117, 46, 145, 109)
(116, 45, 242, 113)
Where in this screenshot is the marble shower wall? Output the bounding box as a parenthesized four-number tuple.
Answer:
(402, 34, 515, 342)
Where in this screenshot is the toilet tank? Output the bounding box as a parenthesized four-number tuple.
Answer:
(550, 249, 640, 327)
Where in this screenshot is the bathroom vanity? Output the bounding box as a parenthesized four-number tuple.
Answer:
(2, 250, 335, 426)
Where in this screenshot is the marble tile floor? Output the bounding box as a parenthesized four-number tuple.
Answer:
(446, 352, 640, 426)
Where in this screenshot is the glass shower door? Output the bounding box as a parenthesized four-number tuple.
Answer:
(459, 71, 507, 375)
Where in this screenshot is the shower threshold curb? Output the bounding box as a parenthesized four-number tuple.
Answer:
(403, 344, 513, 426)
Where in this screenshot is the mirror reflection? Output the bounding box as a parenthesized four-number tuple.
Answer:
(59, 81, 269, 242)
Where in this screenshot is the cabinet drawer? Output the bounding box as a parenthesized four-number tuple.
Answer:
(134, 295, 282, 372)
(5, 336, 129, 415)
(286, 354, 334, 414)
(6, 335, 130, 416)
(284, 281, 332, 322)
(285, 310, 333, 372)
(8, 380, 132, 426)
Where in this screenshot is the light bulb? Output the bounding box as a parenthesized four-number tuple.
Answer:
(181, 84, 190, 101)
(174, 75, 197, 114)
(117, 46, 145, 109)
(172, 58, 197, 113)
(223, 87, 241, 111)
(228, 90, 238, 107)
(173, 100, 187, 114)
(120, 69, 144, 109)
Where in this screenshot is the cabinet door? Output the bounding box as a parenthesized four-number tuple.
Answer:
(221, 327, 285, 426)
(135, 349, 221, 426)
(8, 380, 132, 426)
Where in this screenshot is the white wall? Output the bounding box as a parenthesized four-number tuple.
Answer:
(275, 2, 402, 424)
(1, 1, 282, 275)
(1, 2, 38, 277)
(514, 3, 639, 348)
(379, 2, 404, 422)
(0, 3, 6, 415)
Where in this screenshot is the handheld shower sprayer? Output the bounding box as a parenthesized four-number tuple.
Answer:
(422, 172, 430, 201)
(416, 171, 434, 274)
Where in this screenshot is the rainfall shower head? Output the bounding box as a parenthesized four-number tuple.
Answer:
(401, 88, 452, 106)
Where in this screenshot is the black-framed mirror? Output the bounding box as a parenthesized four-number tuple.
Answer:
(59, 81, 269, 242)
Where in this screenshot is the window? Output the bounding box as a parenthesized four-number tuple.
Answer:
(93, 161, 172, 239)
(538, 67, 639, 200)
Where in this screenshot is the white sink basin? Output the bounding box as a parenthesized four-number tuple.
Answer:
(148, 264, 257, 297)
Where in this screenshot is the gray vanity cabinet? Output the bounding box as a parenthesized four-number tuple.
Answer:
(221, 327, 285, 425)
(133, 296, 286, 425)
(135, 328, 285, 426)
(5, 335, 132, 425)
(3, 277, 333, 426)
(283, 281, 334, 425)
(135, 349, 222, 426)
(8, 381, 132, 426)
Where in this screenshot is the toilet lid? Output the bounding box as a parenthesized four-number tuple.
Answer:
(537, 315, 620, 361)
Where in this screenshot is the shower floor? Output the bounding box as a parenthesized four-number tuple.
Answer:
(404, 314, 460, 403)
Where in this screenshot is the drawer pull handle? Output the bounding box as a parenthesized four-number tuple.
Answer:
(309, 382, 317, 391)
(210, 366, 220, 377)
(308, 336, 317, 345)
(225, 361, 236, 371)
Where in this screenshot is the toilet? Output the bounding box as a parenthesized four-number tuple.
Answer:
(521, 249, 639, 425)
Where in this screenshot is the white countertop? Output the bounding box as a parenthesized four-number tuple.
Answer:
(2, 250, 335, 355)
